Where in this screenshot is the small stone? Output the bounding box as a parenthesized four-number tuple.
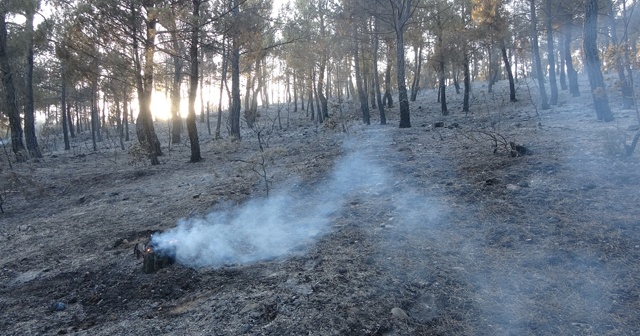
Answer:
(627, 125, 640, 131)
(391, 307, 409, 320)
(506, 184, 519, 191)
(434, 122, 445, 128)
(581, 183, 597, 190)
(518, 181, 530, 188)
(50, 302, 66, 312)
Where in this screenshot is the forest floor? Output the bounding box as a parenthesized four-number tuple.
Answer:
(1, 74, 640, 336)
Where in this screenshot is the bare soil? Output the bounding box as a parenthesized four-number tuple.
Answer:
(2, 75, 640, 335)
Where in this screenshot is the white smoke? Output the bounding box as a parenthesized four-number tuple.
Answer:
(151, 145, 387, 268)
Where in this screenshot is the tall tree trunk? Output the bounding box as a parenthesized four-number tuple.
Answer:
(187, 0, 202, 162)
(307, 69, 315, 120)
(318, 54, 328, 121)
(169, 13, 183, 144)
(91, 77, 99, 152)
(61, 69, 70, 150)
(530, 0, 550, 110)
(559, 43, 567, 90)
(24, 7, 41, 158)
(353, 25, 370, 125)
(1, 10, 27, 161)
(501, 40, 517, 102)
(318, 50, 328, 119)
(487, 46, 495, 93)
(563, 22, 580, 97)
(216, 37, 228, 140)
(293, 70, 298, 112)
(372, 19, 386, 125)
(583, 0, 614, 121)
(230, 0, 241, 140)
(384, 38, 393, 108)
(608, 1, 634, 109)
(67, 100, 75, 139)
(438, 48, 447, 115)
(114, 91, 125, 150)
(410, 45, 422, 102)
(463, 52, 471, 113)
(132, 2, 161, 163)
(545, 0, 558, 105)
(200, 52, 205, 123)
(395, 3, 411, 129)
(142, 4, 161, 163)
(313, 70, 323, 123)
(122, 88, 129, 141)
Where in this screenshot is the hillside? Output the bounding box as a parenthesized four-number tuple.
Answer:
(1, 75, 640, 335)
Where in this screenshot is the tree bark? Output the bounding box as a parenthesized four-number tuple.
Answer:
(545, 0, 558, 105)
(608, 1, 634, 109)
(123, 88, 129, 141)
(216, 37, 228, 140)
(187, 0, 202, 162)
(393, 0, 412, 128)
(410, 45, 422, 102)
(463, 51, 471, 113)
(353, 24, 370, 125)
(437, 36, 447, 115)
(501, 41, 517, 102)
(563, 22, 580, 97)
(229, 0, 241, 140)
(169, 12, 183, 144)
(0, 9, 27, 161)
(61, 68, 70, 150)
(372, 18, 386, 125)
(583, 0, 614, 121)
(530, 0, 550, 110)
(318, 51, 328, 120)
(132, 1, 161, 163)
(24, 7, 41, 158)
(384, 38, 393, 108)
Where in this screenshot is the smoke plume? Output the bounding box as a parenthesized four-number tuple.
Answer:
(151, 145, 387, 268)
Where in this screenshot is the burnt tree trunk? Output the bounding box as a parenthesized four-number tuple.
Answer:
(583, 0, 614, 121)
(353, 25, 370, 125)
(608, 1, 634, 109)
(463, 52, 471, 113)
(229, 1, 241, 139)
(24, 7, 41, 158)
(545, 0, 558, 105)
(384, 38, 394, 108)
(564, 22, 580, 97)
(187, 0, 202, 162)
(372, 18, 386, 125)
(501, 41, 517, 102)
(530, 0, 550, 110)
(61, 67, 70, 150)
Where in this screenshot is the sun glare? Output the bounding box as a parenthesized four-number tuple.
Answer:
(150, 91, 172, 121)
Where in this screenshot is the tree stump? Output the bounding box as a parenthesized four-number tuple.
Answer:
(143, 250, 174, 273)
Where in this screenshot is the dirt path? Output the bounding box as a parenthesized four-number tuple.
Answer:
(1, 76, 640, 335)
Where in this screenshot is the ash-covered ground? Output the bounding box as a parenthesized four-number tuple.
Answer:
(1, 75, 640, 335)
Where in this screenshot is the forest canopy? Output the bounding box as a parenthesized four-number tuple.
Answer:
(0, 0, 638, 163)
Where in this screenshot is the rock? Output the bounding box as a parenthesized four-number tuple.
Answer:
(627, 125, 640, 131)
(518, 181, 530, 188)
(506, 184, 519, 191)
(50, 302, 66, 312)
(485, 178, 500, 186)
(391, 307, 409, 320)
(434, 122, 445, 128)
(240, 303, 260, 314)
